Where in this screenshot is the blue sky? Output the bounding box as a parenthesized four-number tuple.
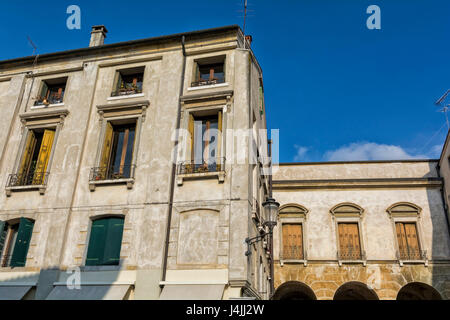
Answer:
(0, 0, 449, 162)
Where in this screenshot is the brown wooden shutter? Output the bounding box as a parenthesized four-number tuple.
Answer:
(338, 223, 361, 259)
(99, 122, 114, 178)
(18, 131, 37, 179)
(404, 223, 420, 259)
(396, 223, 407, 259)
(349, 223, 361, 259)
(217, 111, 223, 171)
(33, 129, 55, 184)
(282, 224, 303, 260)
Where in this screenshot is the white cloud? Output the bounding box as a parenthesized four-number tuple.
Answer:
(293, 145, 309, 161)
(323, 142, 430, 161)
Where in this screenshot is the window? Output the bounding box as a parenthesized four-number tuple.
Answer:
(35, 77, 67, 106)
(85, 217, 124, 266)
(192, 56, 225, 87)
(0, 218, 35, 267)
(10, 128, 56, 186)
(395, 222, 421, 260)
(93, 121, 136, 181)
(181, 111, 223, 174)
(337, 223, 361, 260)
(111, 67, 144, 97)
(282, 224, 304, 260)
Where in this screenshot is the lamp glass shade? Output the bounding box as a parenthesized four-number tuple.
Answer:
(262, 198, 280, 227)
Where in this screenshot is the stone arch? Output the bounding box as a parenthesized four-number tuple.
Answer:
(272, 281, 317, 300)
(330, 203, 364, 216)
(396, 282, 442, 300)
(333, 281, 379, 300)
(279, 204, 309, 215)
(386, 202, 422, 217)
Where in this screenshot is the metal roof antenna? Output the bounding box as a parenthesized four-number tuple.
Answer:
(436, 89, 450, 130)
(243, 0, 248, 36)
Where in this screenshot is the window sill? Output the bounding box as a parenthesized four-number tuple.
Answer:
(89, 178, 135, 191)
(338, 259, 367, 267)
(5, 185, 46, 197)
(187, 82, 229, 91)
(79, 265, 122, 272)
(107, 93, 144, 101)
(280, 259, 307, 267)
(398, 259, 429, 267)
(176, 171, 225, 186)
(30, 102, 64, 109)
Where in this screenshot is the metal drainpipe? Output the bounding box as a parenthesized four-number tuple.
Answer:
(268, 139, 275, 297)
(161, 35, 186, 283)
(436, 163, 450, 238)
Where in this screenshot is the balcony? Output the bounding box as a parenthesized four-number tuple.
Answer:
(397, 249, 428, 266)
(89, 165, 136, 191)
(5, 171, 49, 196)
(176, 158, 225, 185)
(338, 248, 366, 266)
(190, 78, 225, 88)
(282, 246, 304, 261)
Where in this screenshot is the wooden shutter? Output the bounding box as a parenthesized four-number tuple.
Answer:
(33, 129, 55, 184)
(40, 81, 49, 99)
(216, 111, 223, 171)
(188, 114, 195, 161)
(282, 224, 303, 260)
(396, 223, 407, 258)
(405, 223, 420, 259)
(338, 223, 361, 259)
(86, 219, 108, 266)
(99, 122, 114, 179)
(10, 218, 34, 267)
(102, 218, 124, 265)
(18, 131, 37, 179)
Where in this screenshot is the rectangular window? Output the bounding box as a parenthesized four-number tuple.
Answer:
(111, 67, 144, 97)
(0, 218, 35, 267)
(35, 78, 67, 106)
(282, 224, 304, 260)
(95, 121, 136, 180)
(338, 223, 361, 260)
(184, 111, 223, 173)
(86, 217, 124, 266)
(192, 56, 225, 87)
(12, 128, 55, 186)
(396, 222, 421, 260)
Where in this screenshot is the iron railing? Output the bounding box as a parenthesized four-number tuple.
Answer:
(283, 245, 304, 260)
(34, 93, 64, 106)
(397, 249, 427, 261)
(90, 165, 136, 181)
(191, 78, 225, 87)
(111, 87, 142, 97)
(177, 158, 225, 175)
(6, 171, 49, 187)
(338, 248, 365, 260)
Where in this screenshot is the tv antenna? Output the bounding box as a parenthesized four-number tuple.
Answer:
(243, 0, 248, 35)
(436, 89, 450, 130)
(27, 36, 38, 56)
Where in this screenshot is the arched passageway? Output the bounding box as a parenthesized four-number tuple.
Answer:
(397, 282, 442, 300)
(272, 281, 317, 300)
(333, 281, 379, 300)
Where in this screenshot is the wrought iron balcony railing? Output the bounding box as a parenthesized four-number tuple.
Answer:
(283, 245, 304, 260)
(338, 247, 365, 260)
(397, 249, 427, 261)
(177, 158, 225, 175)
(90, 165, 136, 181)
(111, 87, 143, 97)
(6, 171, 49, 187)
(190, 78, 225, 87)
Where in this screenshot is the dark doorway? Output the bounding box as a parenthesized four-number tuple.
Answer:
(272, 281, 316, 300)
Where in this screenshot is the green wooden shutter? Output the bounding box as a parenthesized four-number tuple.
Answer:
(0, 221, 7, 258)
(10, 218, 34, 267)
(86, 219, 108, 266)
(102, 218, 124, 265)
(40, 81, 49, 99)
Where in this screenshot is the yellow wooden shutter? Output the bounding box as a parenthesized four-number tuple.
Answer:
(33, 129, 55, 184)
(348, 223, 361, 259)
(188, 114, 195, 161)
(216, 111, 223, 171)
(99, 122, 114, 179)
(282, 224, 303, 260)
(338, 223, 347, 258)
(18, 131, 37, 178)
(396, 223, 407, 259)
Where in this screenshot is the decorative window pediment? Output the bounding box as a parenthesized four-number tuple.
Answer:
(279, 204, 308, 218)
(387, 202, 421, 218)
(330, 203, 364, 217)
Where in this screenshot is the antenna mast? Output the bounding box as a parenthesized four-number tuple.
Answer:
(243, 0, 248, 35)
(436, 89, 450, 130)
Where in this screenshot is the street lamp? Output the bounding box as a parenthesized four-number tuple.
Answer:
(245, 197, 280, 256)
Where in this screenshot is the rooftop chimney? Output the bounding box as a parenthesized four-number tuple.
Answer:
(89, 25, 108, 47)
(245, 35, 253, 47)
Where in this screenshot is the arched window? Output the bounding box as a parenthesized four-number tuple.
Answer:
(86, 216, 124, 266)
(0, 218, 35, 267)
(279, 204, 308, 261)
(330, 203, 365, 263)
(387, 203, 425, 263)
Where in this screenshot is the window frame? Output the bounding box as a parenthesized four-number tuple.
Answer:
(32, 77, 68, 109)
(387, 202, 427, 266)
(330, 203, 366, 266)
(278, 204, 308, 266)
(0, 218, 35, 268)
(111, 66, 145, 98)
(189, 55, 227, 90)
